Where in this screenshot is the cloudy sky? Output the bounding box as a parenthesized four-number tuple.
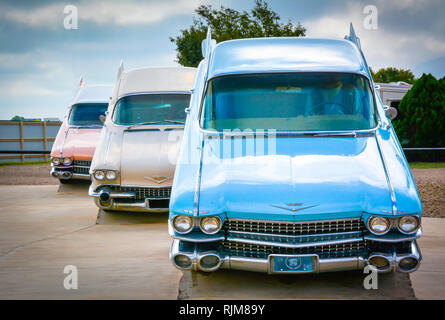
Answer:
(0, 0, 444, 120)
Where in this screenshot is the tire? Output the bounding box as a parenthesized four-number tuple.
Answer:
(59, 179, 72, 184)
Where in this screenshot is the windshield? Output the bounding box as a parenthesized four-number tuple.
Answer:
(201, 73, 378, 131)
(68, 103, 108, 126)
(113, 93, 191, 125)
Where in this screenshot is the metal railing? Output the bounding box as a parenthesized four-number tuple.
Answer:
(0, 120, 61, 162)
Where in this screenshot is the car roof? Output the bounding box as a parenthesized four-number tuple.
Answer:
(208, 37, 369, 79)
(73, 85, 113, 104)
(117, 67, 196, 98)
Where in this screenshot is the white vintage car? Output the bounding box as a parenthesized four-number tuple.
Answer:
(89, 65, 196, 212)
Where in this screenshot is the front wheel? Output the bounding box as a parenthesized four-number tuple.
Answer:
(59, 179, 72, 184)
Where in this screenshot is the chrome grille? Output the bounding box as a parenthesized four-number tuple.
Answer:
(99, 185, 171, 200)
(73, 159, 91, 175)
(73, 160, 91, 166)
(222, 240, 365, 259)
(224, 218, 363, 235)
(73, 166, 89, 174)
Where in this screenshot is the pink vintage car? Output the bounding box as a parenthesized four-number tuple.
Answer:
(50, 83, 112, 183)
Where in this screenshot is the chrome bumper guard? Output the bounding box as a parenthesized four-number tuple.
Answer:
(169, 239, 422, 274)
(50, 167, 90, 180)
(89, 186, 169, 213)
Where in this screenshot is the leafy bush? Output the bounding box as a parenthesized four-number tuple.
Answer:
(393, 73, 445, 147)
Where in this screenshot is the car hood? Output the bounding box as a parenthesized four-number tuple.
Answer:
(59, 127, 102, 159)
(120, 127, 183, 187)
(197, 135, 409, 220)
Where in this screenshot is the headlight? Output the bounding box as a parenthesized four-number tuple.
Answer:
(94, 170, 105, 181)
(106, 170, 117, 181)
(398, 216, 420, 234)
(200, 216, 222, 234)
(368, 216, 391, 235)
(173, 215, 193, 234)
(63, 157, 72, 165)
(52, 158, 60, 165)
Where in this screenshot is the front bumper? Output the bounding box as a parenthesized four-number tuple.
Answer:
(51, 159, 91, 180)
(170, 239, 422, 274)
(89, 185, 170, 213)
(50, 168, 90, 180)
(169, 217, 422, 274)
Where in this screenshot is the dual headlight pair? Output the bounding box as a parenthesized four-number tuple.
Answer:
(368, 215, 420, 235)
(93, 170, 119, 181)
(52, 157, 72, 166)
(173, 215, 222, 235)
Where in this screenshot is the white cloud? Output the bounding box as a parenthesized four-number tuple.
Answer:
(0, 79, 64, 96)
(302, 2, 445, 73)
(0, 0, 202, 28)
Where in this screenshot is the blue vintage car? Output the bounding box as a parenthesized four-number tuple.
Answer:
(168, 25, 422, 274)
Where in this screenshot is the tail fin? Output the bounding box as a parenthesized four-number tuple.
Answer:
(117, 60, 124, 81)
(201, 27, 216, 80)
(345, 23, 373, 82)
(345, 23, 361, 49)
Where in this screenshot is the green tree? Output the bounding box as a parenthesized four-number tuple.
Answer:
(372, 67, 416, 84)
(170, 0, 306, 67)
(393, 73, 445, 147)
(11, 115, 23, 121)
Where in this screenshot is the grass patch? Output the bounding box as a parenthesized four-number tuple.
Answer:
(409, 162, 445, 169)
(0, 160, 51, 167)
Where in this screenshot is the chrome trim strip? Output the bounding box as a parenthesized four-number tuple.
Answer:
(226, 235, 363, 248)
(193, 137, 205, 217)
(364, 228, 422, 242)
(375, 135, 398, 215)
(225, 216, 362, 225)
(228, 229, 362, 240)
(93, 184, 172, 192)
(118, 91, 191, 100)
(199, 127, 379, 137)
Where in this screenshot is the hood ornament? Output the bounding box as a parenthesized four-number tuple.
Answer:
(144, 176, 170, 184)
(271, 203, 318, 212)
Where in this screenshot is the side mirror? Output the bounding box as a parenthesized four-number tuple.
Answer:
(184, 107, 191, 114)
(384, 105, 398, 121)
(99, 115, 106, 123)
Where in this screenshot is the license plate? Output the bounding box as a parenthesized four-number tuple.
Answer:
(270, 255, 318, 273)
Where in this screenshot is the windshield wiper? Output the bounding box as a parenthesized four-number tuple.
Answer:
(125, 121, 162, 130)
(310, 132, 357, 137)
(71, 124, 102, 129)
(163, 120, 185, 124)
